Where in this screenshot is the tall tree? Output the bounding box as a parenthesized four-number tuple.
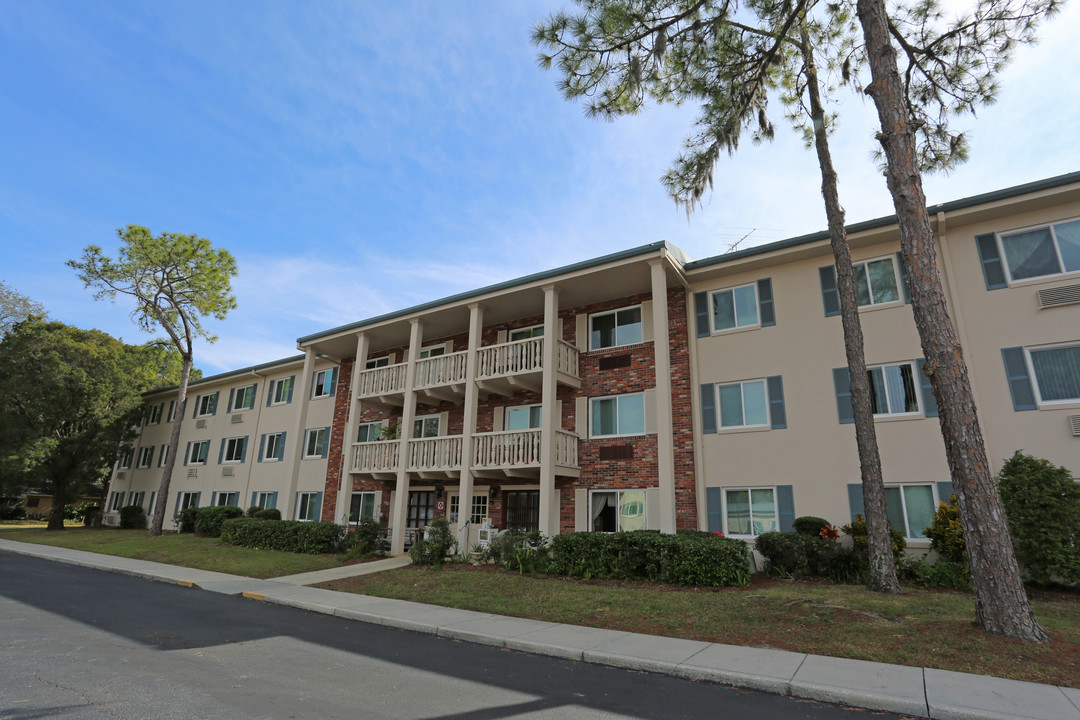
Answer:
(68, 226, 238, 536)
(853, 0, 1055, 642)
(534, 0, 902, 592)
(0, 320, 152, 529)
(0, 281, 46, 337)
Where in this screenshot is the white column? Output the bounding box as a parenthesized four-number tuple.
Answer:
(538, 285, 560, 537)
(458, 303, 483, 549)
(336, 333, 369, 525)
(286, 348, 317, 521)
(650, 259, 677, 534)
(390, 319, 423, 555)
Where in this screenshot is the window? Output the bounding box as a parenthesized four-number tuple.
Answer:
(271, 376, 294, 405)
(296, 492, 321, 521)
(148, 492, 157, 515)
(884, 484, 937, 539)
(187, 440, 210, 465)
(128, 491, 144, 509)
(590, 393, 645, 438)
(221, 437, 247, 463)
(412, 414, 440, 439)
(590, 306, 643, 350)
(136, 446, 154, 469)
(711, 284, 759, 331)
(591, 489, 646, 532)
(1027, 342, 1080, 404)
(356, 422, 382, 443)
(118, 448, 133, 469)
(449, 494, 488, 524)
(853, 256, 901, 307)
(365, 356, 390, 369)
(868, 362, 920, 416)
(262, 432, 286, 462)
(147, 403, 163, 425)
(175, 491, 199, 515)
(216, 491, 240, 507)
(252, 491, 276, 510)
(108, 491, 125, 512)
(406, 490, 435, 528)
(194, 392, 218, 418)
(999, 218, 1080, 281)
(725, 487, 778, 537)
(509, 325, 544, 341)
(231, 383, 257, 411)
(717, 379, 768, 428)
(349, 492, 377, 525)
(158, 445, 169, 467)
(312, 368, 337, 398)
(418, 345, 447, 359)
(304, 427, 329, 459)
(167, 400, 176, 421)
(504, 490, 539, 532)
(505, 405, 541, 430)
(26, 497, 39, 508)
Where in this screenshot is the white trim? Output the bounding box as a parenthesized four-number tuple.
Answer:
(997, 216, 1080, 283)
(852, 254, 903, 308)
(884, 483, 939, 540)
(589, 392, 646, 438)
(412, 413, 441, 438)
(708, 282, 761, 334)
(715, 378, 770, 430)
(722, 486, 779, 538)
(222, 436, 245, 464)
(1024, 340, 1080, 407)
(866, 360, 922, 417)
(188, 440, 210, 466)
(588, 488, 648, 532)
(588, 304, 644, 351)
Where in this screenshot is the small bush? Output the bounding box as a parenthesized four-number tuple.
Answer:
(841, 514, 906, 561)
(925, 495, 966, 563)
(346, 518, 388, 559)
(754, 532, 866, 583)
(409, 518, 456, 566)
(245, 505, 260, 518)
(0, 502, 27, 520)
(792, 516, 830, 537)
(485, 530, 549, 574)
(81, 504, 102, 527)
(194, 505, 245, 537)
(253, 508, 282, 521)
(119, 505, 147, 529)
(898, 557, 972, 591)
(220, 518, 347, 554)
(998, 450, 1080, 586)
(177, 507, 198, 533)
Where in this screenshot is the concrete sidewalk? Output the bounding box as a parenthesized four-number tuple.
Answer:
(3, 538, 1078, 720)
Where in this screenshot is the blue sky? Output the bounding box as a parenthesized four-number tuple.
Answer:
(2, 1, 1078, 375)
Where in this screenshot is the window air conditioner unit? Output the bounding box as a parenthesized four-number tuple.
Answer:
(116, 471, 126, 480)
(187, 469, 197, 478)
(231, 414, 243, 424)
(196, 419, 207, 429)
(222, 466, 235, 476)
(1070, 415, 1080, 437)
(1038, 283, 1080, 308)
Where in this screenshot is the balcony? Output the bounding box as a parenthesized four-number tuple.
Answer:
(357, 363, 408, 408)
(414, 350, 468, 403)
(407, 435, 464, 477)
(351, 440, 400, 480)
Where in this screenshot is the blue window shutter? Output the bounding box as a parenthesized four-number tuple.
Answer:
(1001, 347, 1037, 411)
(847, 484, 865, 521)
(776, 486, 795, 532)
(976, 233, 1008, 290)
(286, 375, 295, 403)
(320, 428, 330, 459)
(700, 383, 717, 434)
(193, 492, 201, 509)
(268, 492, 278, 510)
(266, 381, 274, 407)
(706, 487, 724, 532)
(896, 252, 911, 303)
(314, 492, 324, 521)
(329, 368, 338, 395)
(758, 278, 775, 326)
(174, 492, 181, 516)
(257, 434, 266, 463)
(250, 491, 257, 508)
(184, 442, 192, 466)
(819, 266, 841, 317)
(767, 375, 786, 429)
(192, 397, 199, 419)
(277, 431, 287, 461)
(228, 388, 235, 413)
(217, 439, 225, 465)
(210, 492, 218, 506)
(937, 481, 955, 504)
(916, 359, 939, 417)
(294, 492, 301, 520)
(240, 437, 248, 463)
(694, 291, 710, 338)
(833, 367, 854, 424)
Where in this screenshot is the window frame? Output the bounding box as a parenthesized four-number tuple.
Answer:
(253, 491, 275, 510)
(136, 446, 154, 469)
(188, 440, 210, 466)
(412, 413, 441, 439)
(723, 486, 779, 538)
(589, 305, 644, 351)
(852, 254, 903, 308)
(709, 283, 760, 333)
(365, 356, 390, 369)
(296, 492, 320, 522)
(176, 491, 199, 516)
(312, 368, 336, 398)
(348, 491, 378, 525)
(129, 491, 145, 509)
(108, 491, 125, 512)
(715, 378, 770, 429)
(222, 437, 246, 464)
(509, 324, 544, 342)
(118, 448, 133, 470)
(216, 491, 240, 508)
(867, 361, 922, 417)
(589, 488, 648, 533)
(262, 432, 284, 462)
(449, 493, 488, 524)
(997, 217, 1080, 283)
(303, 428, 329, 459)
(883, 483, 939, 540)
(158, 445, 169, 468)
(356, 421, 383, 443)
(271, 377, 293, 406)
(1024, 341, 1080, 406)
(194, 392, 218, 418)
(589, 392, 646, 439)
(232, 383, 257, 411)
(417, 344, 448, 359)
(147, 403, 163, 425)
(505, 404, 542, 431)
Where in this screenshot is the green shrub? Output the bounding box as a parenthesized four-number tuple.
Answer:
(194, 505, 245, 537)
(118, 505, 147, 529)
(485, 530, 549, 574)
(220, 518, 347, 554)
(547, 530, 750, 587)
(841, 514, 906, 561)
(346, 518, 388, 559)
(245, 505, 260, 518)
(898, 557, 972, 591)
(925, 495, 967, 563)
(81, 504, 102, 527)
(177, 507, 198, 533)
(0, 502, 27, 520)
(754, 532, 866, 583)
(409, 518, 456, 566)
(792, 516, 830, 537)
(998, 450, 1080, 586)
(253, 508, 282, 521)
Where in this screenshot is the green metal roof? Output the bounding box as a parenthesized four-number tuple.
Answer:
(144, 354, 306, 397)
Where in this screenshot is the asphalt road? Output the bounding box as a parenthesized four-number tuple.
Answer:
(0, 552, 905, 720)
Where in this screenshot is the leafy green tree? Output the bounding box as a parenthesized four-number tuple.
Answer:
(68, 226, 237, 536)
(853, 0, 1054, 642)
(0, 320, 152, 529)
(0, 280, 46, 337)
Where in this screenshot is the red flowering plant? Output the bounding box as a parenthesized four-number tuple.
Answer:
(819, 524, 840, 540)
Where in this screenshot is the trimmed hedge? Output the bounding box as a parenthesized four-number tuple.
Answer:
(220, 517, 346, 554)
(755, 532, 865, 583)
(546, 530, 750, 587)
(253, 508, 281, 521)
(194, 505, 245, 537)
(792, 516, 830, 537)
(119, 505, 147, 529)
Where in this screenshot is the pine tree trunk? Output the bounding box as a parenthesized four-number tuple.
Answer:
(149, 355, 193, 537)
(855, 0, 1048, 642)
(800, 29, 900, 594)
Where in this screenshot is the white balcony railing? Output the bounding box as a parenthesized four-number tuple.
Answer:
(407, 436, 464, 471)
(556, 339, 579, 378)
(473, 429, 541, 468)
(352, 441, 399, 473)
(476, 337, 543, 380)
(555, 430, 578, 467)
(357, 362, 408, 397)
(415, 350, 468, 389)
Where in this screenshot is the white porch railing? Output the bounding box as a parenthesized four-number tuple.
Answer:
(407, 436, 463, 471)
(476, 337, 543, 379)
(556, 339, 579, 378)
(415, 350, 468, 388)
(352, 441, 399, 473)
(555, 430, 579, 467)
(472, 429, 541, 468)
(357, 362, 408, 397)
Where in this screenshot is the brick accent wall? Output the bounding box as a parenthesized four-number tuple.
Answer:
(322, 357, 353, 522)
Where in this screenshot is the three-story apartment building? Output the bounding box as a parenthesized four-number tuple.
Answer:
(107, 171, 1080, 555)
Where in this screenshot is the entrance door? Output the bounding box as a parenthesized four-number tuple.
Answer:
(504, 490, 540, 532)
(406, 491, 436, 528)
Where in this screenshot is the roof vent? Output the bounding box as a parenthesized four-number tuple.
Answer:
(1070, 415, 1080, 437)
(1038, 283, 1080, 308)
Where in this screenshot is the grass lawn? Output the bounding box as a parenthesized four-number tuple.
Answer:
(318, 564, 1080, 688)
(0, 526, 351, 579)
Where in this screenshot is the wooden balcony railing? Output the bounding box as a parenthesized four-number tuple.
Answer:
(407, 436, 463, 471)
(357, 362, 408, 397)
(414, 350, 468, 389)
(352, 440, 400, 473)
